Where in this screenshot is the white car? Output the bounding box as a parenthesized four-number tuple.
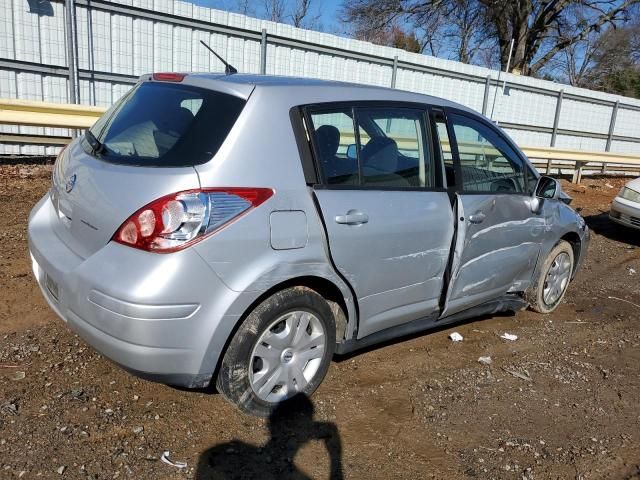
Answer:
(610, 177, 640, 230)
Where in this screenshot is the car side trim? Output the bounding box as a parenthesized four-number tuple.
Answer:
(335, 294, 527, 355)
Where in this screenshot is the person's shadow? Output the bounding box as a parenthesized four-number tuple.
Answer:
(195, 394, 344, 479)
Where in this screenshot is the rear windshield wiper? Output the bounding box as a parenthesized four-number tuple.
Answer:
(84, 130, 104, 155)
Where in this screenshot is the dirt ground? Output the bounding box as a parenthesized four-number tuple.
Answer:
(1, 164, 639, 480)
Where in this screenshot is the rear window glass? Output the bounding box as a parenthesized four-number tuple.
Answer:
(82, 82, 246, 167)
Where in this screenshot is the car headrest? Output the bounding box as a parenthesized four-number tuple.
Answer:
(361, 137, 399, 173)
(315, 125, 340, 159)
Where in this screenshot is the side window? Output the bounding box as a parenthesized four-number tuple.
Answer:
(309, 110, 359, 185)
(450, 113, 526, 194)
(356, 107, 433, 188)
(433, 111, 456, 188)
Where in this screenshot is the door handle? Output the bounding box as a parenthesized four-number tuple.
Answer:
(468, 212, 486, 224)
(335, 211, 369, 225)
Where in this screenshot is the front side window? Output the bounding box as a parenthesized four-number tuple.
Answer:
(82, 82, 246, 167)
(309, 105, 433, 189)
(450, 113, 526, 194)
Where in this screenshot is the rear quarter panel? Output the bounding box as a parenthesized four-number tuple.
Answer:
(193, 87, 357, 336)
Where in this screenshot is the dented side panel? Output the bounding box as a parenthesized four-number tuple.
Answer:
(442, 193, 545, 317)
(313, 189, 454, 339)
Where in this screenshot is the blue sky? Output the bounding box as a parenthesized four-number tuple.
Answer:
(188, 0, 345, 34)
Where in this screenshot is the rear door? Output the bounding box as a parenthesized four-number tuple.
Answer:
(307, 103, 454, 339)
(435, 109, 544, 317)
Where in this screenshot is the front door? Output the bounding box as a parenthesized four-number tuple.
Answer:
(307, 104, 454, 338)
(437, 110, 544, 317)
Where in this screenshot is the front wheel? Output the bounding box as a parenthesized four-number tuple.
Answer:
(526, 240, 575, 314)
(216, 287, 336, 417)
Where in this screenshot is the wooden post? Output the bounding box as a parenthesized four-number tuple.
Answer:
(572, 161, 585, 184)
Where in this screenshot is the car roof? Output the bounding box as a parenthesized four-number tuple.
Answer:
(145, 72, 479, 116)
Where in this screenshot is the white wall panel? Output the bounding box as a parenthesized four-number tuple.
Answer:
(555, 135, 607, 151)
(173, 1, 192, 18)
(93, 80, 113, 107)
(90, 9, 111, 72)
(133, 0, 153, 9)
(133, 18, 154, 75)
(153, 0, 172, 14)
(614, 108, 640, 138)
(611, 140, 640, 155)
(493, 88, 557, 127)
(559, 99, 612, 134)
(173, 26, 192, 71)
(503, 129, 552, 148)
(192, 30, 212, 72)
(209, 32, 228, 73)
(13, 0, 40, 63)
(242, 39, 260, 74)
(76, 6, 91, 70)
(40, 1, 66, 66)
(0, 0, 15, 59)
(153, 22, 172, 71)
(111, 14, 133, 75)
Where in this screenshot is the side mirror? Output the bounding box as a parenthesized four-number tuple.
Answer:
(530, 176, 561, 214)
(535, 175, 561, 200)
(346, 144, 357, 160)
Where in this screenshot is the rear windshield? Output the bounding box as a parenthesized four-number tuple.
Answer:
(82, 82, 246, 167)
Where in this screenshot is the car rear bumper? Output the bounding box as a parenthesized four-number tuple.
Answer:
(28, 194, 243, 388)
(610, 197, 640, 230)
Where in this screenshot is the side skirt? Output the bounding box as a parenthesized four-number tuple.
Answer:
(335, 294, 527, 355)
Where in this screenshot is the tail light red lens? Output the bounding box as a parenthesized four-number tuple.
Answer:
(113, 188, 273, 253)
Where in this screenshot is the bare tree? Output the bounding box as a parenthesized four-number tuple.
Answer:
(264, 0, 287, 22)
(343, 0, 640, 75)
(233, 0, 254, 16)
(291, 0, 320, 28)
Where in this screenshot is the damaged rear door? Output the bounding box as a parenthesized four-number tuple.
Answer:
(437, 110, 545, 317)
(306, 103, 454, 339)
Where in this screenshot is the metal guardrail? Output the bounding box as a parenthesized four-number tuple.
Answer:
(0, 98, 104, 129)
(1, 98, 639, 183)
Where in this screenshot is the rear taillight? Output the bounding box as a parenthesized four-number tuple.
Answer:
(113, 188, 273, 253)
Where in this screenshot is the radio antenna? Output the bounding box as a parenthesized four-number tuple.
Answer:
(200, 40, 237, 75)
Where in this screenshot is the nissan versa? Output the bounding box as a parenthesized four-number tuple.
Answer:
(28, 73, 589, 416)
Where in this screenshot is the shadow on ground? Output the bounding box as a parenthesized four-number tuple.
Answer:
(585, 213, 640, 247)
(195, 394, 343, 479)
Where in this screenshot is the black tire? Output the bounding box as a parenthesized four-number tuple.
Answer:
(526, 240, 575, 314)
(216, 286, 336, 417)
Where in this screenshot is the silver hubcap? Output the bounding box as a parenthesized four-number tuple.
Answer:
(249, 310, 326, 403)
(543, 252, 572, 306)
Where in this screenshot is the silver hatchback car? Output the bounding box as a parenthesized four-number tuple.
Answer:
(28, 73, 589, 416)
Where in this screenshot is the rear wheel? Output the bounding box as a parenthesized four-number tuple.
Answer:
(216, 287, 336, 417)
(526, 240, 575, 314)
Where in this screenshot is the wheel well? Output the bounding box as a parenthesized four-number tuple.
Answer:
(242, 276, 349, 341)
(561, 232, 581, 273)
(209, 276, 351, 390)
